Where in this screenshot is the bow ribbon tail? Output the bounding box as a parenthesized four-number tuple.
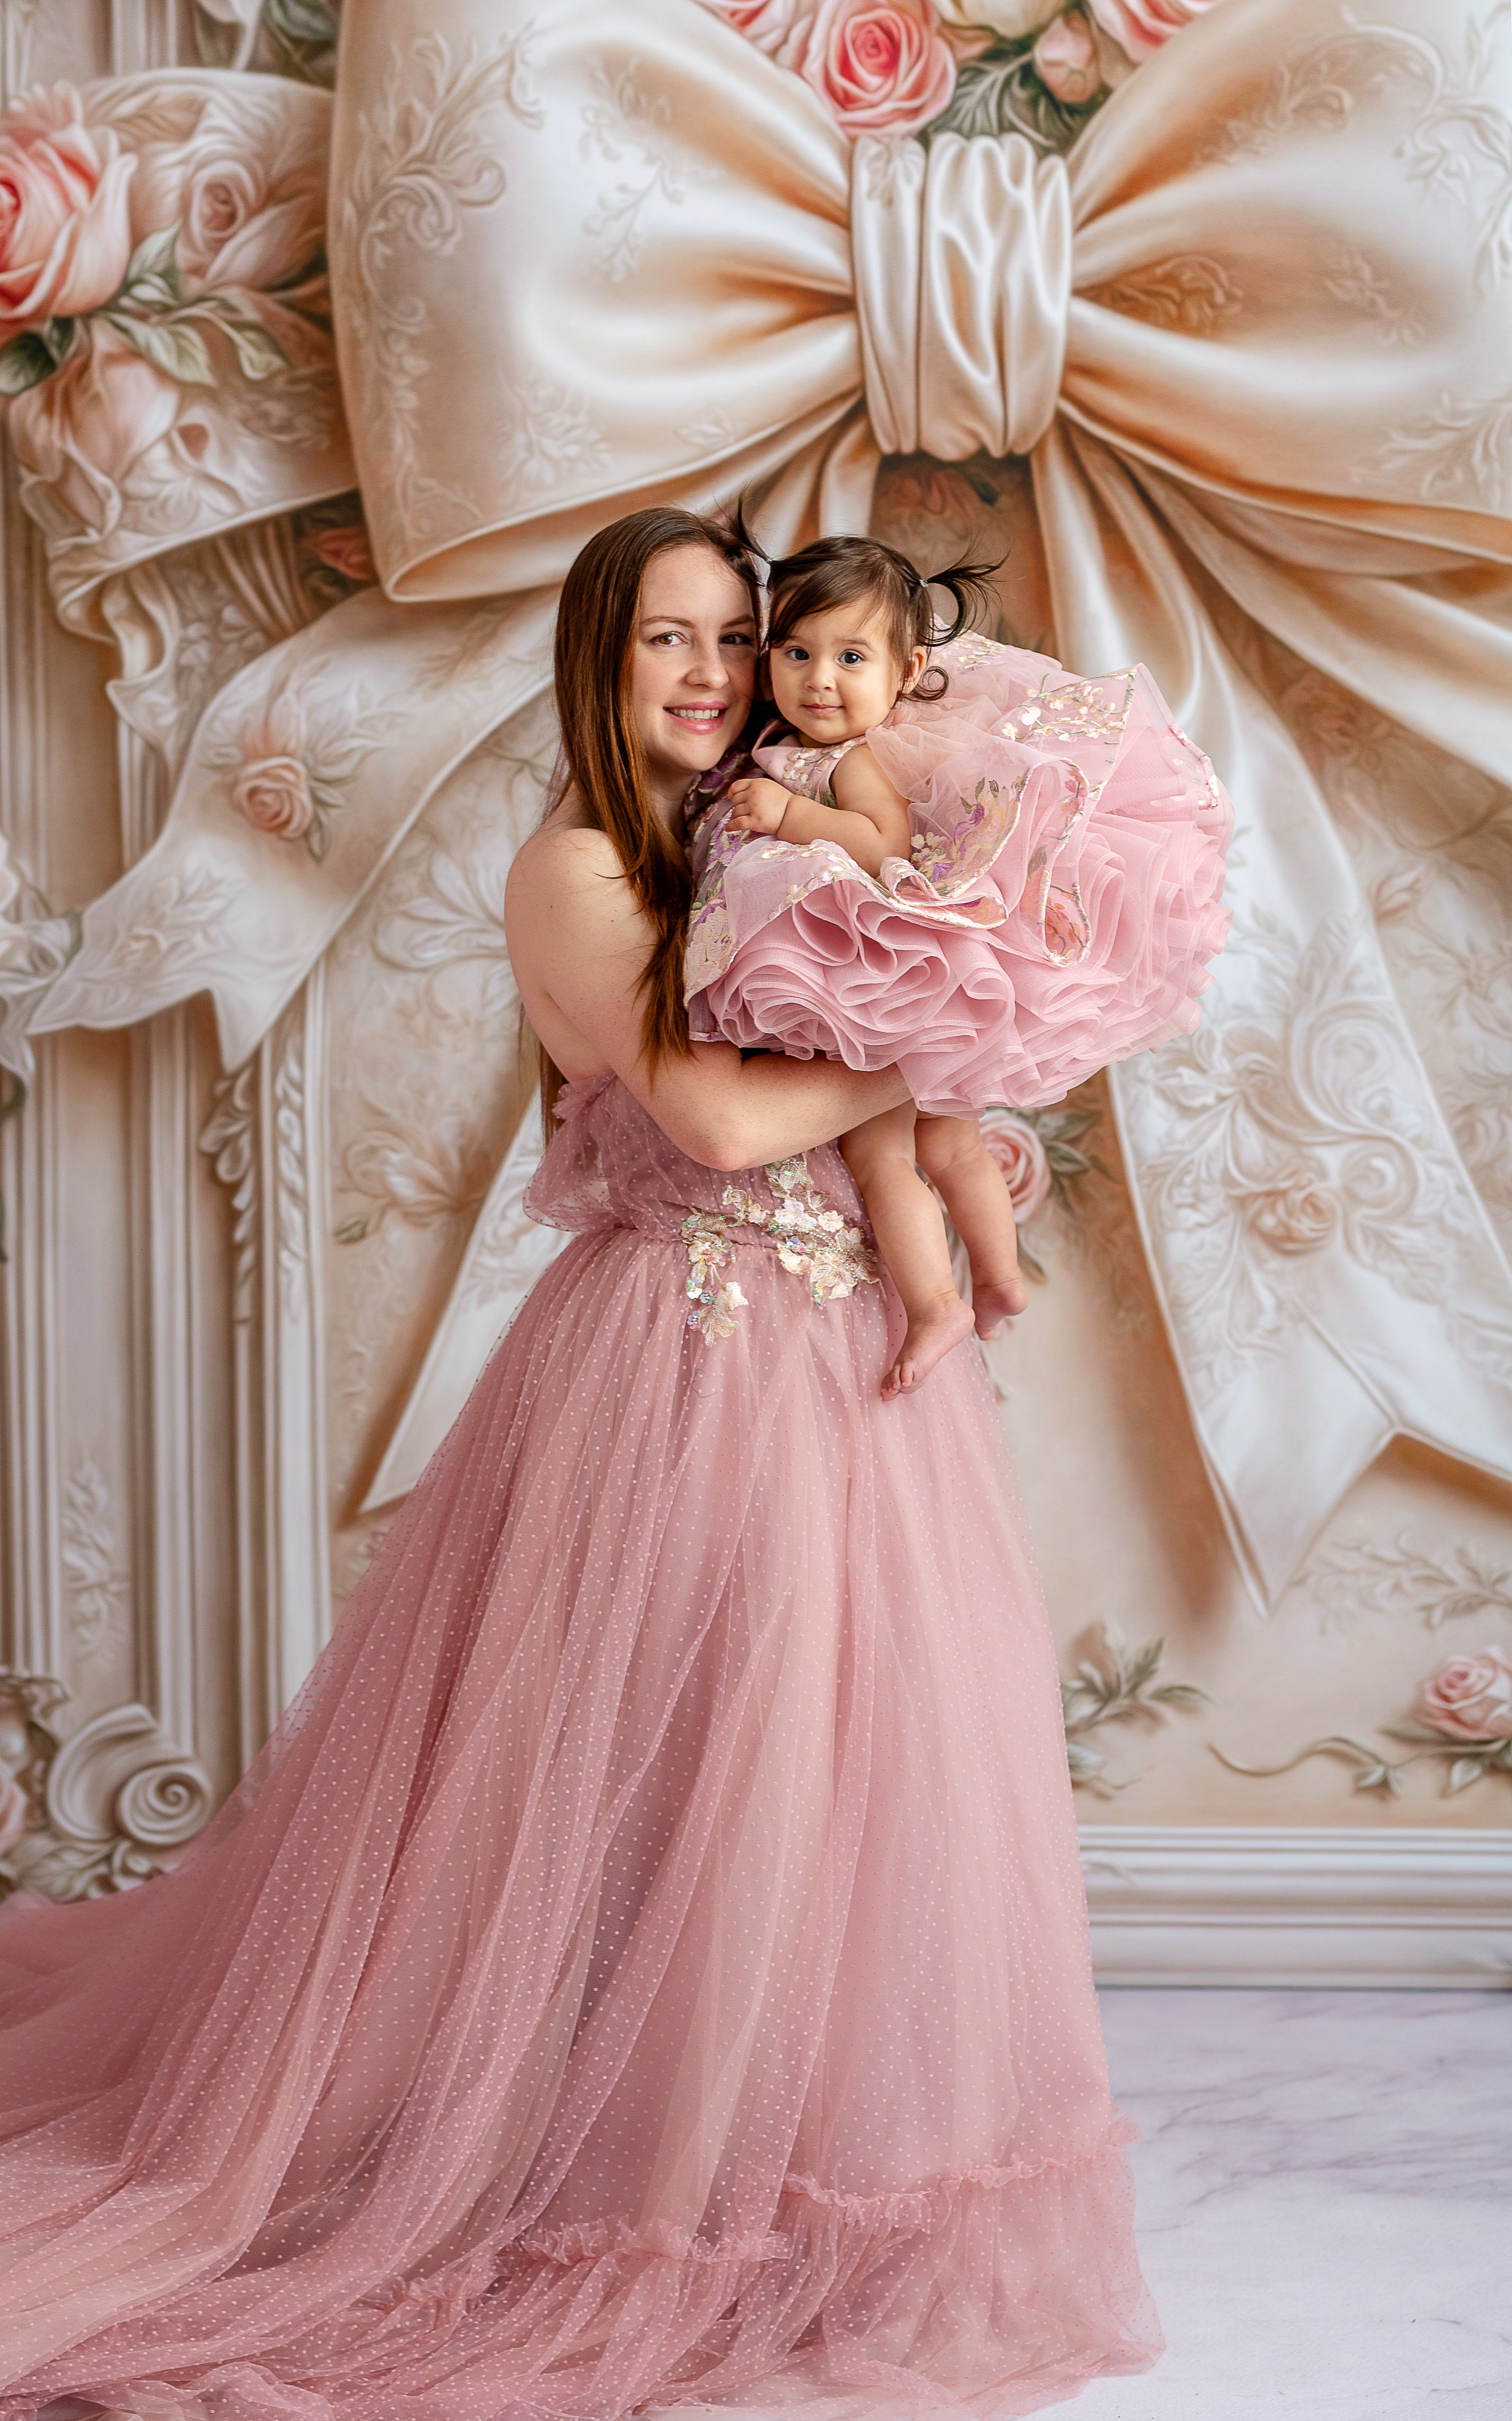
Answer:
(30, 587, 556, 1067)
(1034, 424, 1512, 1604)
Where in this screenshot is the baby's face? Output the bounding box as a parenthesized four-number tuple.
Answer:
(766, 600, 907, 745)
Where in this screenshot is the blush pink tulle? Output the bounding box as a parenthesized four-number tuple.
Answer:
(0, 1079, 1159, 2419)
(686, 643, 1233, 1115)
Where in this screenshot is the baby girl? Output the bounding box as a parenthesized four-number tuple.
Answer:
(684, 533, 1232, 1400)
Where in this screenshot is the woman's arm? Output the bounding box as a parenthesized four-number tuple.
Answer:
(726, 746, 912, 878)
(506, 824, 911, 1171)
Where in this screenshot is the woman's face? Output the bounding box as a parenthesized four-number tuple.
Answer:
(629, 544, 757, 795)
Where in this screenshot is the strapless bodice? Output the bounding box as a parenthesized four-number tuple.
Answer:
(524, 1073, 859, 1239)
(524, 1073, 878, 1342)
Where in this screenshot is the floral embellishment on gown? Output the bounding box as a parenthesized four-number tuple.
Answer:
(681, 1156, 877, 1341)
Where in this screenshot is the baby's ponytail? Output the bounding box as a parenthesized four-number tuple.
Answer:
(923, 557, 1001, 647)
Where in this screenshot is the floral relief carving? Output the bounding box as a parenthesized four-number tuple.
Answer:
(1215, 1646, 1512, 1801)
(1369, 390, 1512, 510)
(1300, 1532, 1512, 1633)
(494, 374, 611, 497)
(336, 1105, 493, 1243)
(57, 867, 237, 1028)
(209, 674, 395, 860)
(1136, 912, 1497, 1389)
(1203, 2, 1511, 295)
(579, 58, 711, 284)
(62, 1464, 130, 1661)
(200, 1060, 259, 1322)
(1060, 1621, 1208, 1794)
(1321, 240, 1426, 343)
(1082, 255, 1243, 335)
(334, 30, 539, 545)
(273, 1012, 312, 1320)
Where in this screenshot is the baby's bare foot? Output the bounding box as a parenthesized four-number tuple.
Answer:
(881, 1293, 977, 1401)
(972, 1273, 1029, 1338)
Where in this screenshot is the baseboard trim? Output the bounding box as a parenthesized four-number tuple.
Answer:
(1079, 1824, 1512, 1988)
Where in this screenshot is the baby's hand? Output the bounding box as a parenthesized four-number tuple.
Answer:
(726, 777, 792, 838)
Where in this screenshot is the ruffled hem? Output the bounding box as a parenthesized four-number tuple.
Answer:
(24, 2129, 1158, 2421)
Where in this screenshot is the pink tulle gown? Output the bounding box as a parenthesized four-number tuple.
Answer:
(685, 637, 1232, 1114)
(0, 1076, 1159, 2419)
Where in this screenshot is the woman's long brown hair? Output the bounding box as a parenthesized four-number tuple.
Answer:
(537, 505, 761, 1133)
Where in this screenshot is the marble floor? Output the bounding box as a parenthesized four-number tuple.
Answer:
(1075, 1987, 1512, 2421)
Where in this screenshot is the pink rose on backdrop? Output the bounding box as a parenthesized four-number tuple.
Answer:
(783, 0, 956, 137)
(303, 520, 376, 588)
(0, 1761, 30, 1860)
(1418, 1648, 1512, 1743)
(0, 84, 136, 331)
(1087, 0, 1224, 62)
(130, 109, 326, 297)
(705, 0, 808, 49)
(980, 1110, 1053, 1220)
(232, 697, 316, 843)
(1032, 10, 1104, 103)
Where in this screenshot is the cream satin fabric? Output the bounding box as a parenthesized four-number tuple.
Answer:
(30, 0, 1512, 1601)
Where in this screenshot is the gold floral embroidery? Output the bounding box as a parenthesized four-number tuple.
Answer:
(680, 1158, 877, 1342)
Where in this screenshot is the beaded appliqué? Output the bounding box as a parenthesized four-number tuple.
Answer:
(681, 1158, 878, 1344)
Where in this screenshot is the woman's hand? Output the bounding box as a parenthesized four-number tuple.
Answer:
(726, 776, 793, 838)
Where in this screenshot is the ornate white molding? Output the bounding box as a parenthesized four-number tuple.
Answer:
(0, 1670, 212, 1901)
(1081, 1824, 1512, 1989)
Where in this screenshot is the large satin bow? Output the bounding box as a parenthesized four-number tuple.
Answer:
(31, 0, 1512, 1604)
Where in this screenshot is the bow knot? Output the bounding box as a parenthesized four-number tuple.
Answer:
(852, 131, 1070, 461)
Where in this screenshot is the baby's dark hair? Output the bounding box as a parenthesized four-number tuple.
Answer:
(762, 533, 999, 699)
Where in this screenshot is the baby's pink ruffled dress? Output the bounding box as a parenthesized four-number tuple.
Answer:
(686, 636, 1232, 1115)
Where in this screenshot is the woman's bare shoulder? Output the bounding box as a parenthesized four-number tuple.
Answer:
(506, 819, 644, 975)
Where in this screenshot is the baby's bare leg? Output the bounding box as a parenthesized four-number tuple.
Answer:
(841, 1106, 975, 1400)
(913, 1114, 1029, 1338)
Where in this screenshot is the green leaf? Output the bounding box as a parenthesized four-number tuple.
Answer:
(1018, 1241, 1047, 1284)
(307, 811, 332, 863)
(215, 311, 290, 382)
(107, 312, 215, 386)
(1126, 1640, 1164, 1690)
(1448, 1755, 1488, 1794)
(1352, 1762, 1403, 1796)
(0, 331, 57, 396)
(1152, 1682, 1210, 1707)
(1066, 1740, 1105, 1780)
(1045, 1145, 1091, 1178)
(961, 466, 1000, 507)
(1384, 1721, 1452, 1746)
(334, 1215, 371, 1244)
(122, 221, 182, 301)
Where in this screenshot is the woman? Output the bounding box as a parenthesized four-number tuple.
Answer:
(0, 509, 1158, 2417)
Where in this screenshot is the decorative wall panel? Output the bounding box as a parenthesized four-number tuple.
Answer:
(1, 0, 1508, 1976)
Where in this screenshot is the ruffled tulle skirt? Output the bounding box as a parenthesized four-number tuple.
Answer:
(0, 1084, 1159, 2417)
(687, 650, 1232, 1116)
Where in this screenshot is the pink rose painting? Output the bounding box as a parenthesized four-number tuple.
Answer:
(1031, 10, 1104, 104)
(980, 1110, 1053, 1221)
(1087, 0, 1225, 62)
(1417, 1648, 1512, 1745)
(0, 85, 136, 333)
(787, 0, 956, 136)
(728, 0, 956, 137)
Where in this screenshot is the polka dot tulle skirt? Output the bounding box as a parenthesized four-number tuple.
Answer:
(0, 1077, 1159, 2417)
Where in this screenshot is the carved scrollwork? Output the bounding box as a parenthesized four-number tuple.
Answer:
(0, 1672, 213, 1903)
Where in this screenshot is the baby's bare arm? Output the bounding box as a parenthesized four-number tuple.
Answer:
(728, 747, 911, 878)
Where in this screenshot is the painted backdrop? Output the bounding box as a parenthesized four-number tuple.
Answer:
(0, 0, 1509, 1956)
